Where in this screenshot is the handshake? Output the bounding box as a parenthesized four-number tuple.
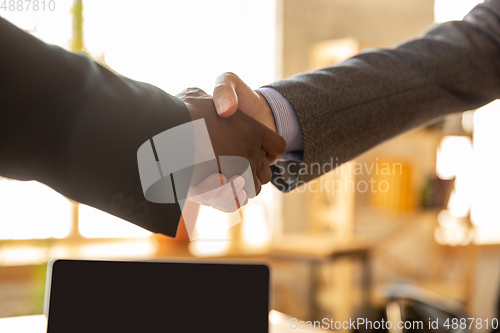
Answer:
(138, 73, 286, 227)
(180, 73, 286, 212)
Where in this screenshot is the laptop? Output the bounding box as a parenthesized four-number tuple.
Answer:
(44, 259, 269, 332)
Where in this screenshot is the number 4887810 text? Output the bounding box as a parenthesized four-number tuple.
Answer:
(1, 0, 55, 11)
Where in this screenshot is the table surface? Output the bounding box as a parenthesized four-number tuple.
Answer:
(0, 310, 327, 332)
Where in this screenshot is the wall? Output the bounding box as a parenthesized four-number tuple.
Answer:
(278, 0, 435, 78)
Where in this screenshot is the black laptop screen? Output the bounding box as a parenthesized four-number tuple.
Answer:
(46, 259, 269, 333)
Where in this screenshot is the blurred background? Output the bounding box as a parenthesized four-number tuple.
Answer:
(1, 0, 500, 331)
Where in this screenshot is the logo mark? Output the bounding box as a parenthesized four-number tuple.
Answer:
(137, 119, 255, 240)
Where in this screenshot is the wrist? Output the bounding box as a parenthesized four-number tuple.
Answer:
(256, 92, 277, 133)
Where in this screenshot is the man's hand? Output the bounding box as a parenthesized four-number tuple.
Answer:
(213, 72, 277, 132)
(176, 88, 286, 212)
(187, 173, 248, 213)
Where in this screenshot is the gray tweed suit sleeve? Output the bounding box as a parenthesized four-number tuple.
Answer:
(268, 0, 500, 192)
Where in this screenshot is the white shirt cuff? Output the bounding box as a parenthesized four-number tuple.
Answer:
(256, 87, 303, 153)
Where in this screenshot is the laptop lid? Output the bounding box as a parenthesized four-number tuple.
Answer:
(44, 259, 269, 333)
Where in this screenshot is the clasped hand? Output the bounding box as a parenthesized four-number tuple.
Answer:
(177, 86, 284, 212)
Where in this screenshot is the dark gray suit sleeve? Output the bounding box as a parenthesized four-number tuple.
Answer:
(268, 0, 500, 190)
(0, 17, 191, 236)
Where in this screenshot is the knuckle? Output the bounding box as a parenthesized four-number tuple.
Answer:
(218, 204, 236, 213)
(280, 136, 287, 151)
(255, 183, 262, 196)
(213, 82, 230, 91)
(226, 207, 237, 213)
(218, 72, 239, 83)
(223, 71, 237, 78)
(260, 164, 272, 184)
(252, 176, 262, 197)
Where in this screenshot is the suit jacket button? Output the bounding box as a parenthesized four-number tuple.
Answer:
(135, 200, 150, 219)
(121, 196, 136, 214)
(109, 192, 125, 210)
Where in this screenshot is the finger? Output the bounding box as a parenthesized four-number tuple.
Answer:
(188, 173, 227, 204)
(191, 183, 233, 208)
(176, 87, 211, 100)
(218, 189, 247, 213)
(226, 175, 246, 201)
(207, 176, 245, 208)
(241, 191, 249, 206)
(261, 130, 287, 165)
(251, 171, 262, 197)
(256, 158, 273, 185)
(235, 189, 248, 208)
(227, 175, 246, 192)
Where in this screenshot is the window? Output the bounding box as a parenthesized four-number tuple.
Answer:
(0, 180, 71, 240)
(434, 0, 482, 22)
(0, 0, 278, 258)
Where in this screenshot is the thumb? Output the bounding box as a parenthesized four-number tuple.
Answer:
(214, 72, 262, 119)
(214, 72, 239, 117)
